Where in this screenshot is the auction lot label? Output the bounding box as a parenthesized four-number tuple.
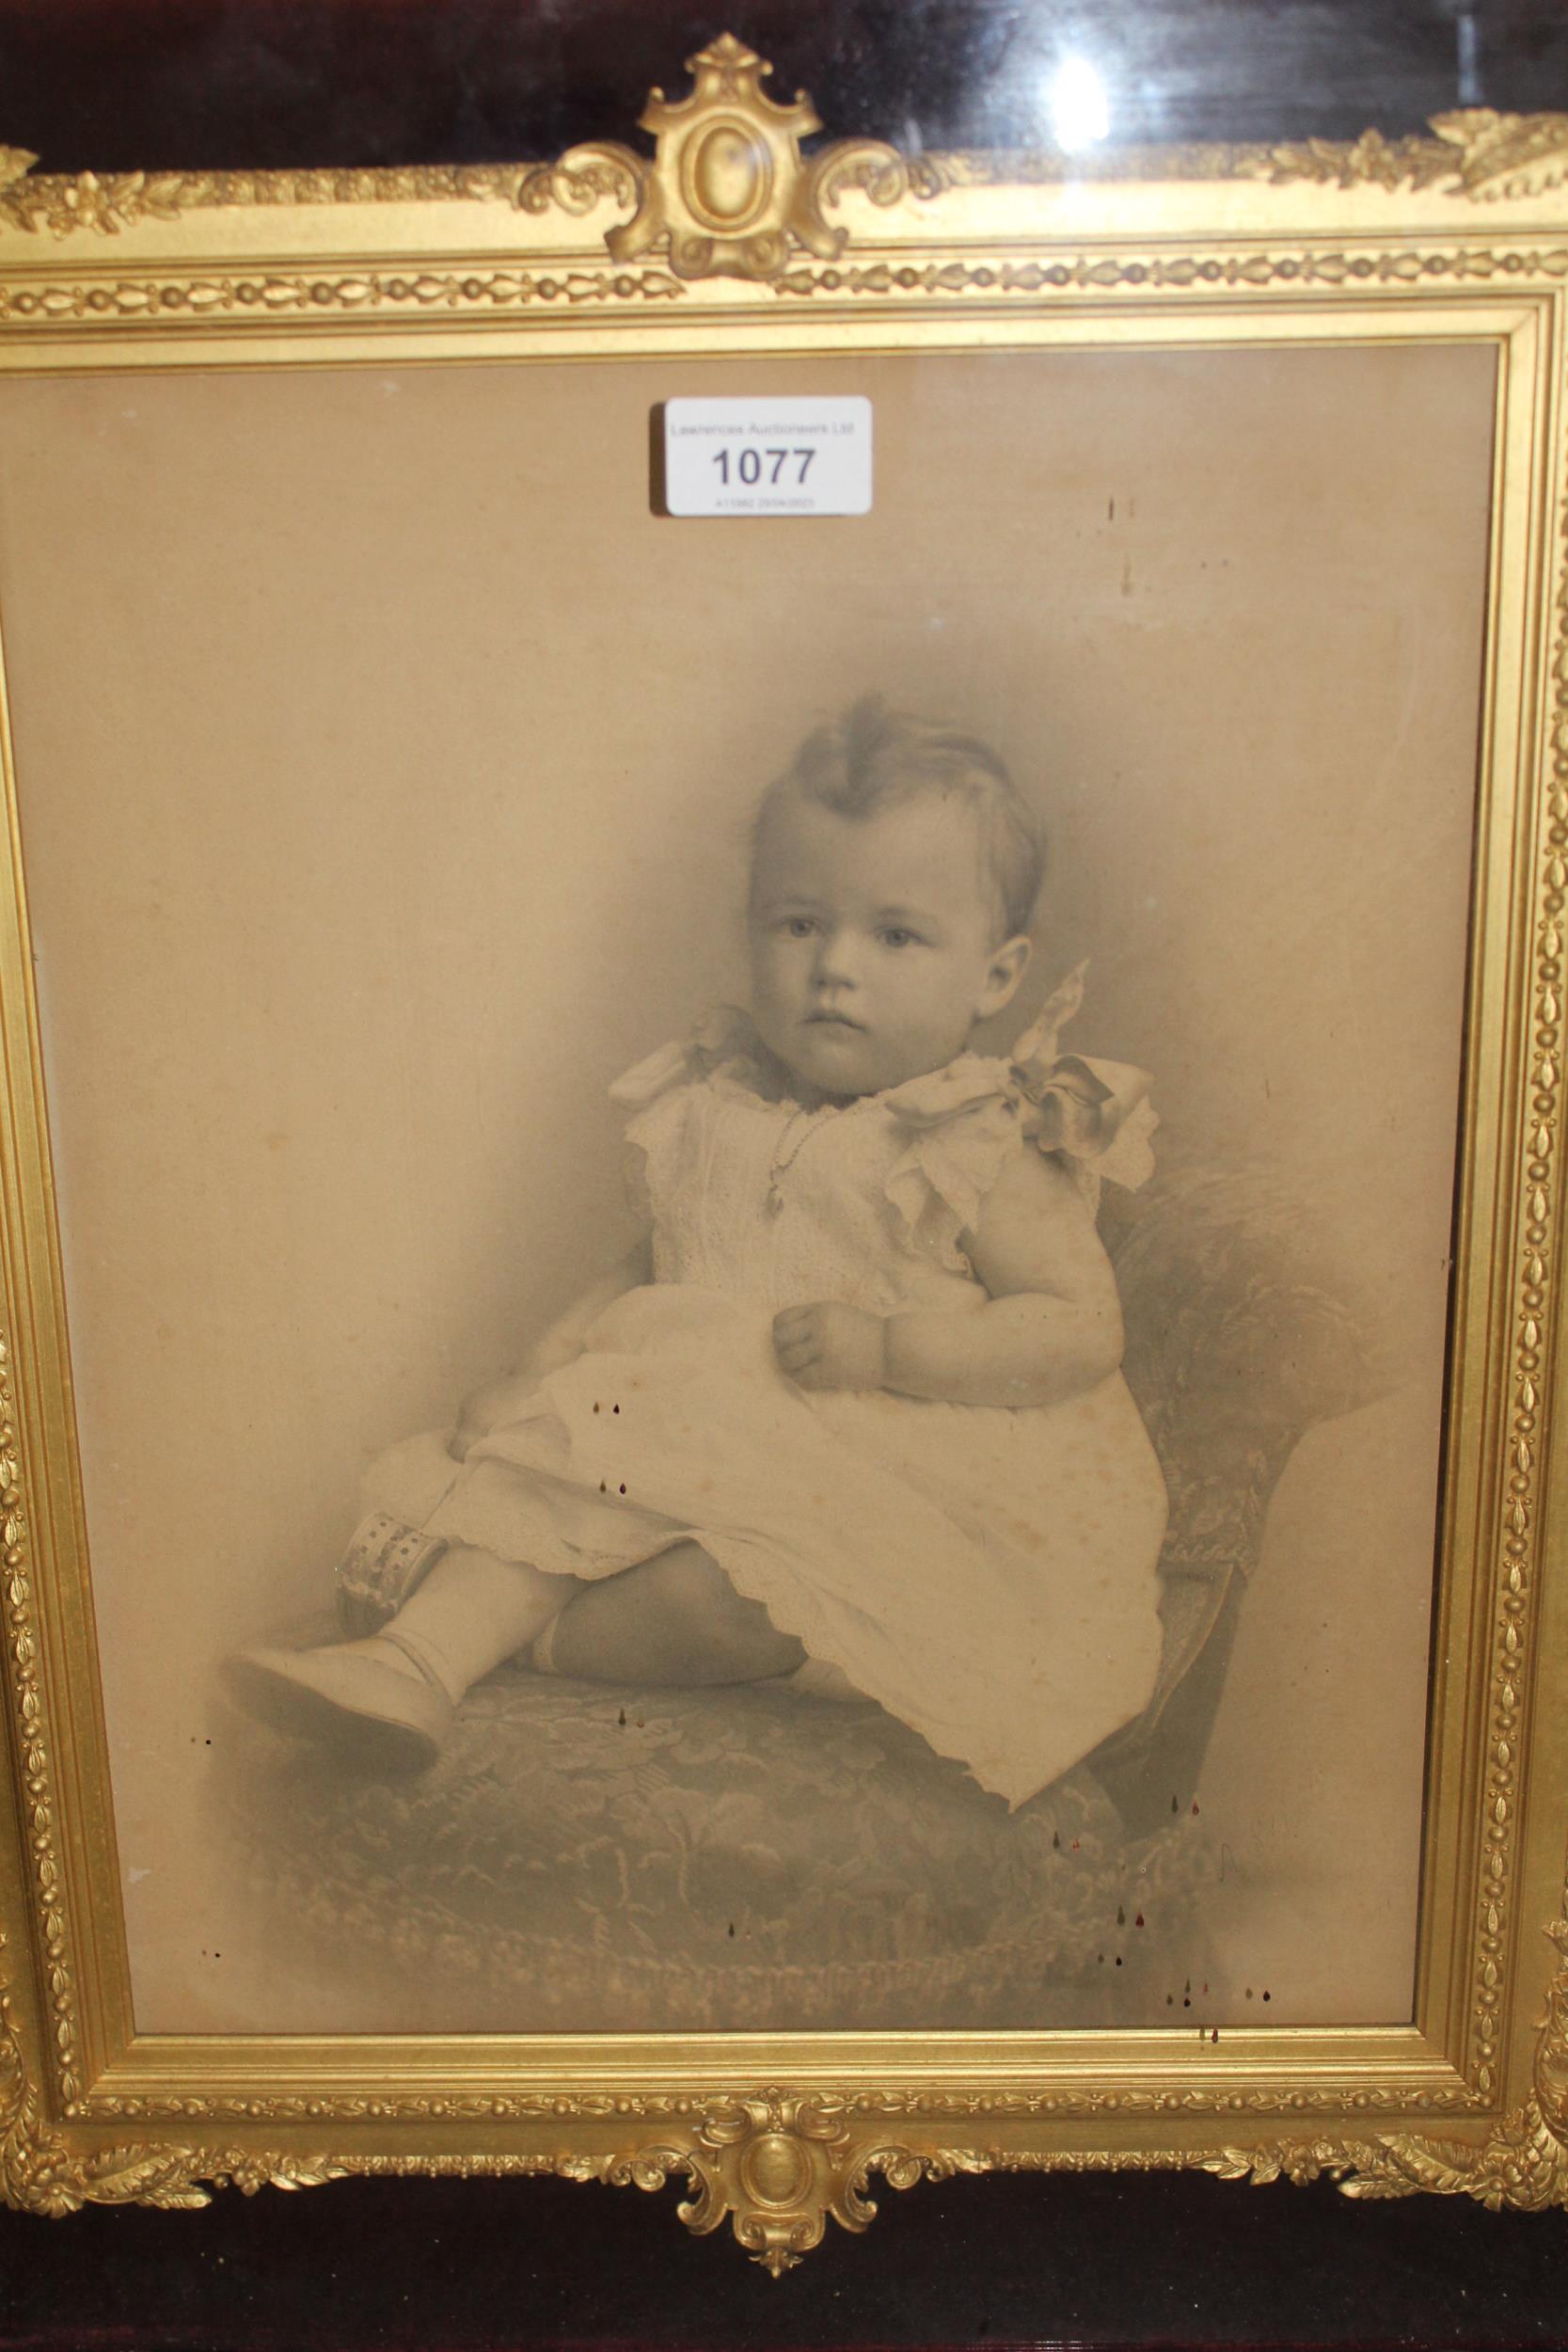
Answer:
(663, 397, 872, 516)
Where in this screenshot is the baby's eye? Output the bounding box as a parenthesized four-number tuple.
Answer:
(779, 915, 818, 940)
(878, 926, 921, 950)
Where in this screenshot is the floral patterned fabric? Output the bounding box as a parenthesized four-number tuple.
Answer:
(232, 1666, 1209, 2031)
(1102, 1155, 1378, 1797)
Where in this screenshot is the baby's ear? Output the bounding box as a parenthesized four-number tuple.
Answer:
(979, 934, 1032, 1018)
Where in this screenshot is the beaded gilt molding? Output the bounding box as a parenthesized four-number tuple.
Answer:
(0, 32, 1565, 2271)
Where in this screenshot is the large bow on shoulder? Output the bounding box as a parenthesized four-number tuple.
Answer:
(886, 961, 1159, 1194)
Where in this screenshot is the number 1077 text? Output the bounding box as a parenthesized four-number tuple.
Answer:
(712, 446, 816, 486)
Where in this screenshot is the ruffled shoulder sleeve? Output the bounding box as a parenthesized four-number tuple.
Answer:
(608, 1004, 757, 1114)
(882, 962, 1158, 1262)
(882, 1071, 1026, 1264)
(609, 1006, 756, 1223)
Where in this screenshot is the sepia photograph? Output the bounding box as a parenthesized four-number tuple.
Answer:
(0, 333, 1489, 2040)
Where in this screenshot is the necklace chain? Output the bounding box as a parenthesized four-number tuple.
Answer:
(765, 1103, 839, 1216)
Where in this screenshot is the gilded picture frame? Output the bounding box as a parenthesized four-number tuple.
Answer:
(0, 32, 1566, 2274)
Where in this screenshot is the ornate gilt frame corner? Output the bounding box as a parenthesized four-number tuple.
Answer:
(0, 29, 1565, 2271)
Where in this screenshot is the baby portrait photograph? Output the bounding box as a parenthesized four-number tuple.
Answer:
(0, 334, 1493, 2038)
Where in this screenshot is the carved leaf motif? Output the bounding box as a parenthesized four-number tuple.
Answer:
(1431, 109, 1568, 199)
(3, 1895, 1568, 2249)
(1204, 1918, 1568, 2217)
(0, 99, 1563, 243)
(0, 167, 211, 237)
(1235, 109, 1568, 199)
(1244, 131, 1464, 194)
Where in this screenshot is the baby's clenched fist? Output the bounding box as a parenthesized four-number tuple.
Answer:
(772, 1300, 887, 1392)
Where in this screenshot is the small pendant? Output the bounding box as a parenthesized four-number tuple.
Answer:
(766, 1184, 785, 1216)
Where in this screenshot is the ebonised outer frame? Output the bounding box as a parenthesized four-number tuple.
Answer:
(2, 6, 1567, 2344)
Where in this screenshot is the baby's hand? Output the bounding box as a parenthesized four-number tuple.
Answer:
(772, 1301, 886, 1392)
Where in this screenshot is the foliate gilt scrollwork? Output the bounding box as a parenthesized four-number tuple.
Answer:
(0, 162, 216, 237)
(527, 34, 911, 282)
(0, 1931, 343, 2213)
(620, 2090, 984, 2276)
(7, 1902, 1568, 2247)
(1206, 1919, 1568, 2212)
(0, 95, 1564, 243)
(1249, 107, 1568, 198)
(514, 145, 647, 221)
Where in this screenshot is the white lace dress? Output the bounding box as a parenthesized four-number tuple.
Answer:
(364, 978, 1168, 1807)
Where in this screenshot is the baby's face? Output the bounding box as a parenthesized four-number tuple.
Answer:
(748, 787, 1030, 1098)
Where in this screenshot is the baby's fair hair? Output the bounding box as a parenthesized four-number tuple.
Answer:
(753, 695, 1046, 940)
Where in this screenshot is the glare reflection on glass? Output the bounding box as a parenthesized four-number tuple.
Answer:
(1050, 56, 1111, 152)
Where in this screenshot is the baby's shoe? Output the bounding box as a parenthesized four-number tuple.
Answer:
(224, 1629, 454, 1772)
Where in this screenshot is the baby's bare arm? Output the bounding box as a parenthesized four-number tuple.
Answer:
(451, 1233, 654, 1458)
(889, 1150, 1122, 1405)
(772, 1152, 1122, 1407)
